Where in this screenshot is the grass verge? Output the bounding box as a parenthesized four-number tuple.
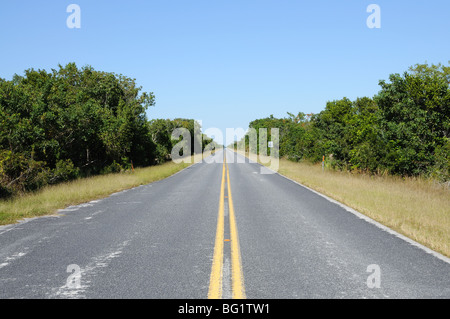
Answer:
(236, 149, 450, 258)
(0, 158, 195, 226)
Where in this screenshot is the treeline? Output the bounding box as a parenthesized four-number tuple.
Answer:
(0, 63, 212, 197)
(149, 118, 214, 163)
(237, 63, 450, 182)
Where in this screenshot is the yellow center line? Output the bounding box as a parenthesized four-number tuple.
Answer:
(207, 159, 226, 299)
(208, 152, 246, 299)
(226, 161, 246, 299)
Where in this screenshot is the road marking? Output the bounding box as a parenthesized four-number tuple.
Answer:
(208, 151, 246, 299)
(208, 160, 226, 299)
(226, 161, 246, 299)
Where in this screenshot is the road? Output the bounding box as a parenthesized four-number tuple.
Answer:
(0, 148, 449, 299)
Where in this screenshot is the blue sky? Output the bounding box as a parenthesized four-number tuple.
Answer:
(1, 1, 449, 143)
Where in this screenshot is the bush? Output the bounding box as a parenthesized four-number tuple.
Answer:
(429, 140, 450, 182)
(0, 150, 49, 193)
(101, 161, 123, 175)
(0, 185, 12, 199)
(49, 159, 80, 184)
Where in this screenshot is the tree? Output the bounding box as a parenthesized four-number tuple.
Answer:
(376, 66, 449, 176)
(0, 63, 157, 196)
(240, 62, 449, 180)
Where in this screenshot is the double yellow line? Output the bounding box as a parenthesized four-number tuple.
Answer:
(208, 155, 246, 299)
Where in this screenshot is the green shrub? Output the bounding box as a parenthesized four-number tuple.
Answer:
(49, 159, 80, 184)
(101, 161, 123, 174)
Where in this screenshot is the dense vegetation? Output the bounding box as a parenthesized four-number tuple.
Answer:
(0, 63, 212, 198)
(148, 118, 214, 164)
(236, 63, 450, 182)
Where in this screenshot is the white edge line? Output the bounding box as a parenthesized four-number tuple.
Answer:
(231, 149, 450, 265)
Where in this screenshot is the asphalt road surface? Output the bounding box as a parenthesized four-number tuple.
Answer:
(0, 149, 449, 299)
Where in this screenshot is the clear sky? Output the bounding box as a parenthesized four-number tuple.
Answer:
(1, 1, 449, 143)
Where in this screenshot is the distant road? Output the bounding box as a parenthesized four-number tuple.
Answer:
(0, 149, 449, 298)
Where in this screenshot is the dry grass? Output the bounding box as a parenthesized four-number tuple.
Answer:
(238, 150, 450, 258)
(0, 158, 194, 226)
